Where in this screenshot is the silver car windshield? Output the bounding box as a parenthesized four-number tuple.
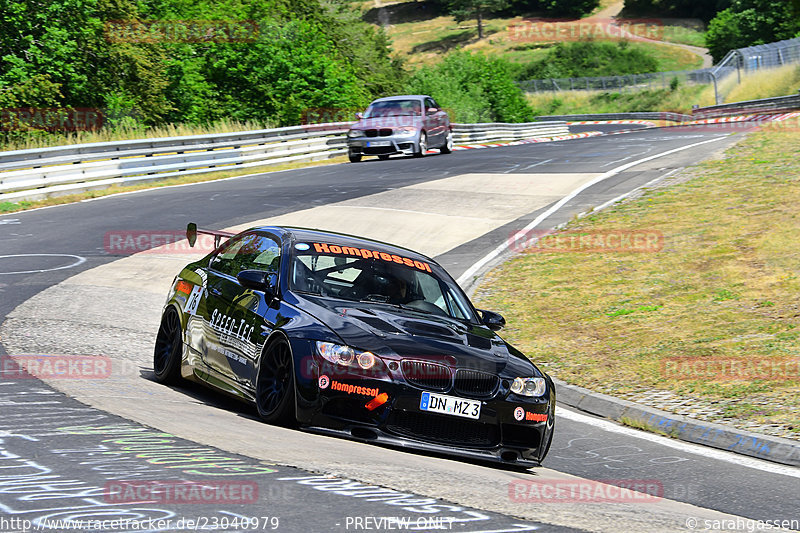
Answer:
(290, 243, 476, 322)
(364, 100, 421, 118)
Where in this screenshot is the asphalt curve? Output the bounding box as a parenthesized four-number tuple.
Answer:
(1, 126, 797, 532)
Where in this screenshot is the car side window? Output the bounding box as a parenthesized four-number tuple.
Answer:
(210, 233, 281, 278)
(425, 98, 436, 112)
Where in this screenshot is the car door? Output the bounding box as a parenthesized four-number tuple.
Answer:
(424, 97, 444, 144)
(203, 232, 282, 390)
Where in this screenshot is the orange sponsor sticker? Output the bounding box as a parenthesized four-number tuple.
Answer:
(311, 243, 432, 272)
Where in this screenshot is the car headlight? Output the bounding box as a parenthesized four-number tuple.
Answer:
(347, 130, 361, 138)
(316, 341, 376, 370)
(395, 126, 417, 135)
(510, 377, 546, 397)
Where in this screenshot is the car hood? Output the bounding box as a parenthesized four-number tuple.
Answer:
(295, 295, 539, 376)
(351, 116, 421, 130)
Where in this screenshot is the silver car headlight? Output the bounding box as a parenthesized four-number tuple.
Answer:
(394, 126, 417, 135)
(347, 130, 362, 138)
(510, 377, 547, 397)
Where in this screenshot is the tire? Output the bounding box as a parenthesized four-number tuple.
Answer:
(440, 130, 453, 154)
(378, 154, 390, 161)
(348, 150, 362, 163)
(538, 399, 556, 464)
(255, 337, 296, 425)
(153, 308, 183, 384)
(413, 132, 427, 158)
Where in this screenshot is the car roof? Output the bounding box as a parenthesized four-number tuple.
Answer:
(249, 225, 436, 264)
(369, 95, 431, 103)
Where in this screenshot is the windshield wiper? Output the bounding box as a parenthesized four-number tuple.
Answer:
(358, 295, 434, 314)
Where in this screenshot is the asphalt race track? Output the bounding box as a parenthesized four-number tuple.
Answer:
(1, 125, 798, 533)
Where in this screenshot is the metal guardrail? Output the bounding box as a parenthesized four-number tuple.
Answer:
(0, 121, 569, 202)
(453, 121, 567, 143)
(537, 112, 692, 122)
(692, 91, 800, 118)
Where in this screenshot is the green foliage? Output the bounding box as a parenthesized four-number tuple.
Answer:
(516, 41, 660, 79)
(705, 0, 800, 62)
(447, 0, 508, 39)
(0, 0, 407, 143)
(408, 51, 535, 122)
(622, 0, 731, 23)
(537, 0, 600, 18)
(507, 0, 599, 18)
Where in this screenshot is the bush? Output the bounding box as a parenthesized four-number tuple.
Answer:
(622, 0, 731, 23)
(517, 41, 660, 80)
(408, 52, 535, 123)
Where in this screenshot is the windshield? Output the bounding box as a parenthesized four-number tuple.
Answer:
(364, 100, 421, 118)
(290, 241, 477, 322)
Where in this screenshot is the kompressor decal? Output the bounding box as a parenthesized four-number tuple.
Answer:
(314, 242, 431, 272)
(330, 380, 380, 397)
(311, 242, 431, 272)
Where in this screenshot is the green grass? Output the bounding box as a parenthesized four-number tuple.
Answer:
(619, 416, 675, 437)
(0, 118, 274, 152)
(361, 0, 706, 72)
(473, 127, 800, 431)
(724, 64, 800, 103)
(525, 84, 713, 115)
(660, 24, 706, 47)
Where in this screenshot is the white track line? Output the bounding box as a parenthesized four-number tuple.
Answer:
(557, 407, 800, 479)
(456, 135, 729, 285)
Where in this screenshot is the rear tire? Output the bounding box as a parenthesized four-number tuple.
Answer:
(255, 337, 296, 426)
(153, 308, 182, 384)
(348, 150, 362, 163)
(413, 132, 427, 158)
(440, 130, 453, 154)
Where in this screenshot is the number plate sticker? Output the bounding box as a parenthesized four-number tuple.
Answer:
(420, 392, 481, 420)
(184, 285, 204, 316)
(367, 141, 391, 147)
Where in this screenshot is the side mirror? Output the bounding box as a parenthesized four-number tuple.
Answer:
(427, 107, 438, 115)
(478, 309, 505, 331)
(237, 270, 278, 299)
(355, 112, 364, 120)
(187, 223, 197, 247)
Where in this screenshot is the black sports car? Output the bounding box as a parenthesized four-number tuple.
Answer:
(154, 224, 556, 466)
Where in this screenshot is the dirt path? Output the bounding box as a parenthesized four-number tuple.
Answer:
(588, 0, 713, 68)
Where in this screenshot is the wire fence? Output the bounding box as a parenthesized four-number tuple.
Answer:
(517, 37, 800, 95)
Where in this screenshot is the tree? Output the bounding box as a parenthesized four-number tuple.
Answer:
(705, 0, 800, 62)
(409, 52, 534, 122)
(622, 0, 731, 23)
(539, 0, 600, 18)
(447, 0, 508, 39)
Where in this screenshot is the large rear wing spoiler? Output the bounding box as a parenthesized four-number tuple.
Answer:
(186, 222, 235, 250)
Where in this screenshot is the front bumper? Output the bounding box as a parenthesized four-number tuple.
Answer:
(298, 359, 556, 466)
(347, 134, 418, 156)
